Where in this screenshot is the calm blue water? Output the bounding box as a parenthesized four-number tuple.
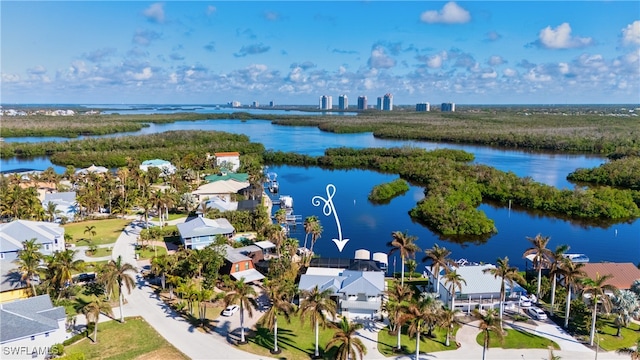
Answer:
(1, 116, 638, 268)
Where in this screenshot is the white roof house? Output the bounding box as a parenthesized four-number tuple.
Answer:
(214, 152, 241, 172)
(139, 159, 176, 176)
(191, 179, 250, 202)
(0, 220, 66, 261)
(75, 164, 108, 175)
(42, 192, 78, 222)
(0, 295, 68, 359)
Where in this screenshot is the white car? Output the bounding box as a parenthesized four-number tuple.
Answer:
(519, 295, 532, 308)
(527, 306, 547, 320)
(222, 305, 239, 316)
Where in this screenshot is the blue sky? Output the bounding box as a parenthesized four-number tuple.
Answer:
(1, 1, 639, 105)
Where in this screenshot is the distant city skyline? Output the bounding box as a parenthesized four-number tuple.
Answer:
(1, 1, 639, 105)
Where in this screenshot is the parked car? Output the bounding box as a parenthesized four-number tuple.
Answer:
(527, 306, 547, 320)
(519, 295, 532, 308)
(222, 305, 239, 316)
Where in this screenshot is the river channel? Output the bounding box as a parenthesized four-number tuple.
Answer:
(1, 114, 638, 269)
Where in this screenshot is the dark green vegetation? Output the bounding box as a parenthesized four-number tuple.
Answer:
(368, 178, 410, 203)
(1, 130, 265, 168)
(265, 147, 640, 236)
(568, 156, 640, 190)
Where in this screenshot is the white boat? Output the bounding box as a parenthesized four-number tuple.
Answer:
(563, 253, 589, 263)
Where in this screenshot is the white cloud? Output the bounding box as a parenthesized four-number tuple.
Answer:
(27, 65, 47, 75)
(538, 23, 593, 49)
(2, 73, 20, 82)
(368, 46, 396, 69)
(128, 67, 153, 80)
(427, 54, 444, 68)
(488, 55, 505, 66)
(558, 62, 570, 75)
(169, 72, 178, 84)
(206, 5, 217, 16)
(420, 2, 470, 24)
(622, 21, 640, 46)
(503, 68, 518, 77)
(143, 3, 165, 24)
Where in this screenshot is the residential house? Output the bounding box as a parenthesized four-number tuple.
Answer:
(581, 262, 640, 293)
(139, 159, 176, 176)
(0, 220, 66, 262)
(42, 192, 77, 222)
(221, 245, 265, 283)
(176, 216, 235, 250)
(193, 173, 249, 202)
(299, 265, 385, 320)
(0, 295, 68, 359)
(428, 264, 527, 314)
(74, 164, 108, 176)
(213, 152, 241, 172)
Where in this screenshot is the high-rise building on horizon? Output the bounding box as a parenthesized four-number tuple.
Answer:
(383, 93, 393, 111)
(252, 101, 259, 107)
(376, 97, 383, 110)
(338, 95, 348, 110)
(416, 102, 430, 112)
(441, 102, 456, 112)
(319, 95, 332, 110)
(357, 96, 367, 110)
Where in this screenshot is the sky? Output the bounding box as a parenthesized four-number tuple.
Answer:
(1, 1, 639, 105)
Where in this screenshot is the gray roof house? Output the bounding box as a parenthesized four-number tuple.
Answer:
(176, 216, 235, 250)
(0, 295, 68, 358)
(42, 191, 78, 222)
(0, 220, 66, 262)
(299, 268, 385, 320)
(222, 245, 265, 283)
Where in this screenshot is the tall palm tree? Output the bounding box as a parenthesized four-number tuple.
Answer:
(483, 257, 524, 327)
(326, 317, 367, 360)
(558, 258, 586, 328)
(258, 279, 296, 354)
(100, 255, 136, 323)
(151, 254, 171, 290)
(224, 278, 257, 344)
(443, 270, 466, 311)
(581, 273, 618, 346)
(422, 243, 456, 294)
(81, 295, 114, 343)
(84, 225, 97, 242)
(401, 294, 441, 360)
(308, 219, 323, 255)
(385, 280, 414, 352)
(44, 201, 61, 222)
(299, 285, 337, 358)
(302, 216, 317, 250)
(523, 234, 553, 300)
(474, 308, 503, 360)
(616, 338, 640, 360)
(387, 231, 420, 287)
(548, 244, 569, 316)
(49, 249, 84, 300)
(439, 308, 461, 347)
(13, 238, 44, 296)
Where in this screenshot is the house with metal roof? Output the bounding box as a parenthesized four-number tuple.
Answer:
(192, 173, 250, 202)
(221, 245, 265, 283)
(176, 216, 235, 250)
(299, 268, 385, 320)
(0, 220, 66, 262)
(581, 262, 640, 292)
(213, 152, 241, 172)
(0, 294, 68, 359)
(42, 192, 78, 222)
(139, 159, 176, 176)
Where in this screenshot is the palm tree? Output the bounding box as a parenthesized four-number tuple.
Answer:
(387, 231, 420, 287)
(483, 257, 524, 327)
(13, 238, 44, 296)
(443, 270, 466, 310)
(151, 254, 171, 290)
(299, 285, 337, 358)
(258, 279, 296, 354)
(401, 294, 441, 360)
(385, 280, 414, 352)
(308, 218, 323, 255)
(224, 278, 257, 344)
(612, 290, 640, 337)
(81, 295, 114, 343)
(84, 225, 97, 242)
(422, 243, 456, 294)
(326, 317, 367, 360)
(558, 258, 586, 328)
(100, 255, 136, 323)
(474, 308, 503, 360)
(302, 215, 317, 250)
(49, 249, 84, 300)
(616, 339, 640, 359)
(581, 273, 618, 346)
(439, 308, 461, 347)
(548, 244, 569, 316)
(523, 234, 553, 300)
(45, 201, 61, 222)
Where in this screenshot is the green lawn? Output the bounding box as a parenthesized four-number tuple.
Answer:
(85, 247, 112, 258)
(476, 328, 560, 350)
(242, 313, 340, 360)
(136, 246, 168, 260)
(596, 316, 640, 351)
(64, 317, 187, 360)
(64, 219, 130, 245)
(378, 325, 459, 356)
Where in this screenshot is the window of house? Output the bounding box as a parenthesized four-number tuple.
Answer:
(45, 332, 49, 337)
(234, 264, 239, 272)
(245, 261, 249, 270)
(45, 244, 50, 250)
(0, 253, 4, 260)
(55, 238, 58, 244)
(31, 336, 35, 341)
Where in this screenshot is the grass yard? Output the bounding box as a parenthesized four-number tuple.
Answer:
(378, 325, 459, 356)
(85, 247, 112, 258)
(477, 328, 560, 350)
(65, 317, 187, 360)
(64, 219, 130, 245)
(595, 316, 640, 351)
(136, 246, 167, 260)
(243, 313, 340, 360)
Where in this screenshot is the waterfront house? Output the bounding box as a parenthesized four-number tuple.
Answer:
(581, 262, 640, 292)
(139, 159, 176, 176)
(0, 294, 68, 359)
(213, 152, 241, 172)
(192, 173, 249, 202)
(176, 216, 235, 250)
(74, 164, 109, 176)
(299, 266, 385, 320)
(221, 245, 265, 283)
